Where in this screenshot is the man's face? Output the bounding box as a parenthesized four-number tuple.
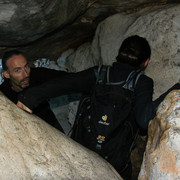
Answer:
(3, 54, 31, 92)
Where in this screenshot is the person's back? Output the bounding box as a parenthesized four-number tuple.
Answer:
(110, 35, 153, 130)
(71, 35, 153, 180)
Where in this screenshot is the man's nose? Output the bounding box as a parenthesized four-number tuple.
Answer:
(23, 69, 28, 77)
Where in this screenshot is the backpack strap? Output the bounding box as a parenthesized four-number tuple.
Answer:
(94, 65, 144, 91)
(123, 70, 144, 91)
(94, 65, 109, 83)
(106, 68, 143, 90)
(106, 67, 125, 85)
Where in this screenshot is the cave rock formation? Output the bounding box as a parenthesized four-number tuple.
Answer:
(139, 90, 180, 180)
(0, 92, 121, 180)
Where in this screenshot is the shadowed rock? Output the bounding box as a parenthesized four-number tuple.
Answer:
(0, 92, 121, 180)
(0, 0, 90, 46)
(139, 90, 180, 179)
(0, 1, 175, 60)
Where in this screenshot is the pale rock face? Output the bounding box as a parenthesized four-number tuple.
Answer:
(65, 4, 180, 99)
(66, 42, 96, 72)
(139, 90, 180, 180)
(0, 92, 121, 180)
(92, 4, 180, 99)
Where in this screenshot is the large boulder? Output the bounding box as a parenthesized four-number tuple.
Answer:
(0, 1, 175, 60)
(139, 90, 180, 179)
(0, 92, 121, 180)
(0, 0, 90, 46)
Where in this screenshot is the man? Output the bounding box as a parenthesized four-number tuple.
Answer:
(17, 35, 153, 129)
(17, 35, 180, 179)
(0, 50, 68, 133)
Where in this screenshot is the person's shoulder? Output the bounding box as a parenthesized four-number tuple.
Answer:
(0, 79, 16, 100)
(0, 79, 9, 90)
(137, 73, 154, 87)
(141, 74, 153, 82)
(0, 82, 4, 91)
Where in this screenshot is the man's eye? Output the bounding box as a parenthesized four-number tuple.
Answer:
(15, 69, 20, 73)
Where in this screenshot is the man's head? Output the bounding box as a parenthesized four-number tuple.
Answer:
(2, 50, 31, 92)
(116, 35, 151, 69)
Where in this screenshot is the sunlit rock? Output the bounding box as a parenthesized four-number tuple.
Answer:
(0, 92, 121, 180)
(139, 90, 180, 180)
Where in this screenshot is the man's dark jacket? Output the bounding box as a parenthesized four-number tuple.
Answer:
(18, 62, 180, 130)
(0, 67, 68, 132)
(16, 62, 160, 130)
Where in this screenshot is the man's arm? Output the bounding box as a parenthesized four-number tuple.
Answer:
(135, 79, 180, 130)
(134, 76, 154, 130)
(17, 67, 96, 111)
(30, 67, 69, 85)
(153, 82, 180, 109)
(17, 101, 33, 113)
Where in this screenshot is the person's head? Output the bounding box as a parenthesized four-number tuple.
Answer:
(2, 50, 31, 92)
(116, 35, 151, 69)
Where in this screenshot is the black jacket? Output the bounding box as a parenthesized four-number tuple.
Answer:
(0, 67, 68, 132)
(17, 62, 171, 131)
(17, 62, 180, 130)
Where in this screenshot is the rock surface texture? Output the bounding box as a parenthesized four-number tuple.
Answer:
(139, 90, 180, 180)
(58, 4, 180, 133)
(0, 92, 121, 180)
(65, 4, 180, 98)
(0, 0, 90, 46)
(0, 1, 178, 60)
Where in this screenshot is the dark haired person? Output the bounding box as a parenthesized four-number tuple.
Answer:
(17, 35, 180, 179)
(17, 35, 153, 129)
(0, 50, 69, 133)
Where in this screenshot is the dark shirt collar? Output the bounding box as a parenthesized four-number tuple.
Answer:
(112, 61, 137, 71)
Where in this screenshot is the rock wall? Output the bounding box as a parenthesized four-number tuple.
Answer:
(1, 1, 173, 60)
(54, 4, 180, 137)
(0, 92, 121, 180)
(64, 4, 180, 99)
(56, 5, 180, 178)
(0, 0, 90, 46)
(139, 90, 180, 179)
(53, 3, 180, 138)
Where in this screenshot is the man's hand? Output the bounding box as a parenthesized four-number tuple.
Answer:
(17, 101, 33, 114)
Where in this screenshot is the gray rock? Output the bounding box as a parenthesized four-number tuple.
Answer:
(0, 0, 90, 46)
(0, 92, 121, 180)
(0, 1, 175, 60)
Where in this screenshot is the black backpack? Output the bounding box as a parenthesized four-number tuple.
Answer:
(71, 65, 143, 173)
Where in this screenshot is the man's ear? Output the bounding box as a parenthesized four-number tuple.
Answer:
(144, 58, 150, 68)
(3, 70, 10, 79)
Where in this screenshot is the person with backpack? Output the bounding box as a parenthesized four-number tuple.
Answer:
(17, 35, 180, 179)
